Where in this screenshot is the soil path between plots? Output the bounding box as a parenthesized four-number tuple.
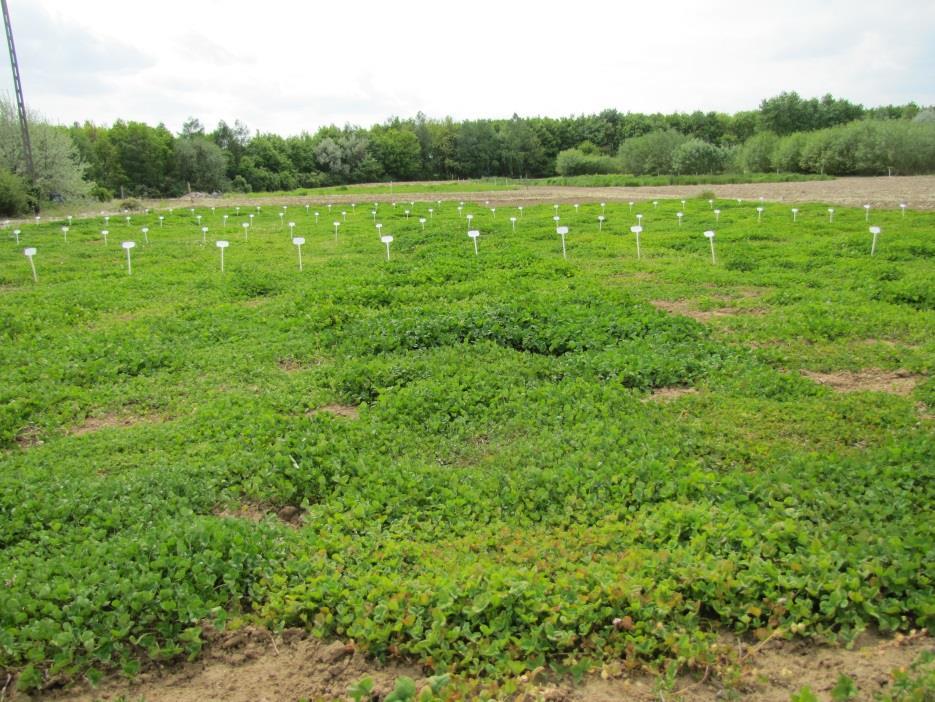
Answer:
(161, 175, 935, 210)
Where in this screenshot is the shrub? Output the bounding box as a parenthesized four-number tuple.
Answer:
(119, 198, 142, 211)
(618, 130, 688, 175)
(671, 139, 727, 175)
(0, 168, 32, 216)
(555, 148, 618, 176)
(90, 184, 114, 202)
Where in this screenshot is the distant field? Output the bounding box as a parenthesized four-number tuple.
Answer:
(530, 172, 835, 187)
(238, 179, 521, 197)
(1, 197, 932, 700)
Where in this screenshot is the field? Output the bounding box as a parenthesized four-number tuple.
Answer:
(1, 192, 933, 701)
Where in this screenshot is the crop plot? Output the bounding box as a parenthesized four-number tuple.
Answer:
(0, 195, 932, 699)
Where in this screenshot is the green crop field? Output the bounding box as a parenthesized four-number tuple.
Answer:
(0, 196, 932, 698)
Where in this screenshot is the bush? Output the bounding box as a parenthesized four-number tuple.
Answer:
(90, 184, 114, 202)
(231, 175, 252, 193)
(0, 168, 32, 216)
(671, 139, 727, 175)
(618, 130, 689, 175)
(555, 148, 618, 176)
(119, 198, 142, 211)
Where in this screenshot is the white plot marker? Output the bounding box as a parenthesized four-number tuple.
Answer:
(235, 206, 240, 214)
(869, 226, 881, 256)
(419, 217, 427, 231)
(333, 221, 340, 240)
(600, 202, 606, 215)
(223, 214, 228, 229)
(708, 199, 714, 209)
(371, 209, 377, 222)
(125, 215, 131, 226)
(518, 206, 524, 217)
(556, 225, 568, 259)
(681, 199, 686, 210)
(255, 206, 260, 213)
(216, 239, 229, 272)
(249, 213, 255, 228)
(293, 236, 305, 270)
(864, 203, 871, 221)
(314, 211, 319, 224)
(828, 208, 835, 223)
(201, 226, 209, 244)
(122, 241, 136, 275)
(305, 204, 310, 215)
(597, 215, 605, 231)
(510, 216, 517, 232)
(34, 215, 40, 226)
(404, 209, 410, 219)
(574, 203, 580, 213)
(466, 214, 474, 230)
(652, 200, 658, 209)
(628, 201, 634, 214)
(636, 213, 643, 227)
(342, 210, 348, 222)
(490, 207, 496, 218)
(791, 207, 799, 222)
(457, 206, 463, 217)
(900, 203, 907, 217)
(714, 209, 721, 224)
(704, 230, 716, 264)
(13, 228, 21, 243)
(242, 222, 250, 240)
(756, 206, 764, 224)
(381, 234, 393, 260)
(101, 229, 109, 245)
(279, 212, 285, 227)
(630, 225, 643, 259)
(67, 215, 72, 227)
(141, 226, 149, 244)
(288, 221, 296, 237)
(196, 214, 202, 227)
(159, 215, 165, 227)
(24, 247, 37, 281)
(676, 211, 684, 227)
(61, 226, 69, 242)
(468, 229, 480, 255)
(428, 207, 434, 219)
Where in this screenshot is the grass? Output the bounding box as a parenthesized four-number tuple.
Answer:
(530, 172, 835, 187)
(236, 178, 521, 198)
(0, 197, 932, 697)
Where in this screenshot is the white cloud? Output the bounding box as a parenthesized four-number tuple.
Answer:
(3, 0, 933, 135)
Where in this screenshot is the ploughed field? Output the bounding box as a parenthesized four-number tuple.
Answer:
(0, 196, 932, 698)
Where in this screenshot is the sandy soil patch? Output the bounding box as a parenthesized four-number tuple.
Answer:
(36, 630, 931, 702)
(214, 502, 304, 527)
(308, 404, 360, 419)
(651, 299, 765, 322)
(68, 412, 162, 436)
(801, 369, 923, 395)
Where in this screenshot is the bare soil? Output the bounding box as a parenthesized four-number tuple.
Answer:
(646, 387, 698, 402)
(156, 175, 935, 211)
(33, 629, 932, 702)
(801, 369, 923, 396)
(651, 299, 764, 322)
(214, 502, 304, 527)
(68, 412, 162, 437)
(308, 404, 360, 419)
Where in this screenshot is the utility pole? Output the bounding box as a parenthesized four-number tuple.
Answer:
(2, 0, 38, 211)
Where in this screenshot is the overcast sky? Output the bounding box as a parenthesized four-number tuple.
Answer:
(3, 0, 934, 136)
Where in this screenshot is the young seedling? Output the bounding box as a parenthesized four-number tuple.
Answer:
(468, 229, 480, 255)
(216, 240, 229, 272)
(676, 211, 684, 227)
(630, 225, 643, 259)
(597, 215, 605, 231)
(510, 216, 517, 232)
(381, 234, 393, 261)
(101, 229, 108, 245)
(828, 207, 835, 223)
(293, 236, 305, 270)
(869, 226, 881, 256)
(704, 230, 716, 264)
(791, 207, 799, 222)
(864, 203, 871, 221)
(556, 225, 568, 259)
(122, 241, 136, 275)
(141, 226, 149, 244)
(61, 226, 69, 242)
(24, 247, 37, 282)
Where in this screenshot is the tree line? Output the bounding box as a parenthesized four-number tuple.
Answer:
(0, 92, 932, 214)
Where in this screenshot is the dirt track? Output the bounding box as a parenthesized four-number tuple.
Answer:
(169, 175, 935, 210)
